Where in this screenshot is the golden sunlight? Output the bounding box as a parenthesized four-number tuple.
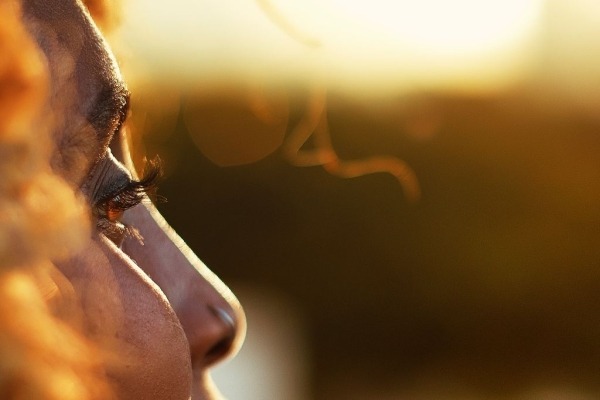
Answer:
(120, 0, 544, 93)
(330, 0, 542, 56)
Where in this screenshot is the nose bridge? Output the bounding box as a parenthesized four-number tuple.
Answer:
(121, 203, 246, 367)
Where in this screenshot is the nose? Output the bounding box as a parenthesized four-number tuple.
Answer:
(121, 202, 246, 367)
(179, 303, 238, 368)
(173, 273, 245, 368)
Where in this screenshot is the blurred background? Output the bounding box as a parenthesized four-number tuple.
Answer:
(115, 0, 600, 398)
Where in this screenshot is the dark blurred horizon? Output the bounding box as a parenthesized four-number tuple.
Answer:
(130, 85, 600, 399)
(116, 1, 600, 397)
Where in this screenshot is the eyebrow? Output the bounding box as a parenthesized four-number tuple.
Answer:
(87, 80, 131, 148)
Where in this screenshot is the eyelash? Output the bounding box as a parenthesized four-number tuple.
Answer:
(94, 161, 162, 242)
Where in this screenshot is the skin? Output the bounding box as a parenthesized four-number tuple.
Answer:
(20, 1, 246, 399)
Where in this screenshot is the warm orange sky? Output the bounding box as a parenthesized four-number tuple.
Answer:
(119, 0, 600, 99)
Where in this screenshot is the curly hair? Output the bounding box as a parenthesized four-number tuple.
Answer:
(0, 1, 110, 398)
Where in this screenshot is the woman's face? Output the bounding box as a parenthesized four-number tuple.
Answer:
(21, 1, 245, 399)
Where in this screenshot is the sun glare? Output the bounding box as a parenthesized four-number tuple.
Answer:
(121, 0, 545, 93)
(328, 0, 543, 56)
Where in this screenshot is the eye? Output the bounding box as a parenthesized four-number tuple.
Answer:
(96, 193, 132, 246)
(93, 160, 162, 245)
(105, 196, 126, 223)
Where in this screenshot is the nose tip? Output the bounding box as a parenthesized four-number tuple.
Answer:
(186, 303, 244, 368)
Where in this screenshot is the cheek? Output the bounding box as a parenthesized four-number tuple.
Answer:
(56, 237, 192, 399)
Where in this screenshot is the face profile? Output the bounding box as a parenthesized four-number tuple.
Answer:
(17, 0, 246, 398)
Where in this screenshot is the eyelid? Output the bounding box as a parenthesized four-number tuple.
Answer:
(96, 174, 157, 213)
(96, 178, 137, 208)
(94, 159, 162, 213)
(92, 161, 161, 246)
(82, 148, 130, 203)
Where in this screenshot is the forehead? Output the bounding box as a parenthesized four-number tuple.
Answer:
(22, 0, 128, 185)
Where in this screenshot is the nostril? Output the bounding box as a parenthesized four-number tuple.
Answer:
(203, 305, 236, 365)
(206, 335, 234, 362)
